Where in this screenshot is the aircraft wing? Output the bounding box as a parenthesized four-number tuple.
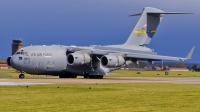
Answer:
(126, 46, 195, 61)
(67, 46, 194, 61)
(125, 46, 195, 61)
(126, 54, 183, 61)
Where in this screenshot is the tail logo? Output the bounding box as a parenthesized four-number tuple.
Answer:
(134, 30, 146, 34)
(134, 30, 156, 34)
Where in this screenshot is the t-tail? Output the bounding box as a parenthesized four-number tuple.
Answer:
(124, 7, 193, 46)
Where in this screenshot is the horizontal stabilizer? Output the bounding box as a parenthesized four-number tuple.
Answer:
(129, 13, 141, 16)
(147, 12, 194, 15)
(130, 12, 193, 16)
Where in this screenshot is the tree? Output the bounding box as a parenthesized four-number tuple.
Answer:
(192, 64, 198, 70)
(174, 62, 186, 68)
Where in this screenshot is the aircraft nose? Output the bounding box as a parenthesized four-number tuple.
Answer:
(10, 56, 19, 69)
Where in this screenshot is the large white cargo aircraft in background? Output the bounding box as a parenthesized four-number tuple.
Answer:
(7, 7, 195, 79)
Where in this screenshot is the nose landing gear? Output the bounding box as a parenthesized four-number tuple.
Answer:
(19, 71, 25, 79)
(19, 73, 25, 79)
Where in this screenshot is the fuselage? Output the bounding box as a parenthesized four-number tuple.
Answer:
(8, 44, 154, 76)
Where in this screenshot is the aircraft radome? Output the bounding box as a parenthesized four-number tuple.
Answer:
(7, 7, 195, 79)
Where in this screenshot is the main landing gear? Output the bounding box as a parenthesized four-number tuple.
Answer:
(86, 75, 103, 79)
(19, 73, 25, 79)
(59, 74, 77, 78)
(83, 72, 104, 79)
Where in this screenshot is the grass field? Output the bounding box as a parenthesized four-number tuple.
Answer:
(0, 69, 200, 78)
(1, 69, 200, 111)
(0, 69, 55, 78)
(0, 84, 200, 112)
(109, 70, 200, 77)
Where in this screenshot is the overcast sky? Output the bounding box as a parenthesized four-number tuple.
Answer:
(0, 0, 199, 63)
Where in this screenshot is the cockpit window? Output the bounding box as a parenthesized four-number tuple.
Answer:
(15, 51, 28, 56)
(15, 52, 21, 55)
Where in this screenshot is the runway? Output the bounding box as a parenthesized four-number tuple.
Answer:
(0, 77, 200, 86)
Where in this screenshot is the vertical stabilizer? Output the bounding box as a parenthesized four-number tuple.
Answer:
(124, 7, 164, 46)
(124, 7, 193, 46)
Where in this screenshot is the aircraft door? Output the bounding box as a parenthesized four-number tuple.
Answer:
(38, 62, 44, 71)
(17, 57, 23, 68)
(32, 57, 35, 68)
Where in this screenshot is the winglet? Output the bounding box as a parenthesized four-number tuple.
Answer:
(179, 46, 195, 61)
(186, 46, 195, 59)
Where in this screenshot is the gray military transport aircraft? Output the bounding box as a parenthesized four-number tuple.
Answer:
(7, 7, 195, 79)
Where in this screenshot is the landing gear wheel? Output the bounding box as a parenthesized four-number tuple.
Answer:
(98, 75, 103, 79)
(89, 75, 104, 79)
(89, 75, 95, 79)
(84, 75, 88, 79)
(71, 74, 77, 78)
(64, 75, 70, 78)
(59, 74, 63, 78)
(60, 74, 77, 78)
(83, 72, 89, 79)
(84, 73, 89, 79)
(19, 74, 25, 79)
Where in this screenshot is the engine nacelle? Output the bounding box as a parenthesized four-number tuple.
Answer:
(67, 53, 91, 66)
(101, 55, 125, 68)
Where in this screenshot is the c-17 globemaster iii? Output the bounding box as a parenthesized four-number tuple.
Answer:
(7, 7, 195, 79)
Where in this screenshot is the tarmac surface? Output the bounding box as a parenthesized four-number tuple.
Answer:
(0, 77, 200, 86)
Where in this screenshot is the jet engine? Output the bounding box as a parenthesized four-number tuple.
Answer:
(67, 53, 91, 66)
(7, 56, 12, 66)
(101, 55, 125, 67)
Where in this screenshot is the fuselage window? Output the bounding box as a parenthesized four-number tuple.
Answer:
(19, 57, 22, 60)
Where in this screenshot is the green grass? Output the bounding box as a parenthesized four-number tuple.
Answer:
(1, 69, 200, 111)
(0, 84, 200, 112)
(106, 70, 200, 77)
(0, 69, 56, 78)
(0, 69, 200, 78)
